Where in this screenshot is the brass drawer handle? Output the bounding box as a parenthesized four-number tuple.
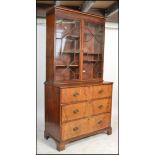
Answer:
(73, 127, 79, 131)
(98, 89, 104, 94)
(73, 109, 79, 114)
(73, 92, 79, 97)
(98, 120, 103, 125)
(98, 105, 103, 109)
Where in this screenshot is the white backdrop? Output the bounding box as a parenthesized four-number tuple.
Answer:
(104, 22, 118, 117)
(37, 18, 118, 120)
(37, 19, 46, 120)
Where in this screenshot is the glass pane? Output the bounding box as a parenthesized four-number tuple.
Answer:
(55, 17, 80, 81)
(83, 21, 104, 80)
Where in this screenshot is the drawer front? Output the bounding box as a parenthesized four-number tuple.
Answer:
(89, 114, 111, 132)
(61, 102, 87, 123)
(92, 98, 111, 115)
(60, 87, 89, 103)
(61, 118, 88, 140)
(61, 113, 111, 140)
(92, 84, 112, 99)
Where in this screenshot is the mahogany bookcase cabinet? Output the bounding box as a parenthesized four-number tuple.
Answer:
(44, 6, 113, 151)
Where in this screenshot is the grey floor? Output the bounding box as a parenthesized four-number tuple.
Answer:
(37, 113, 118, 154)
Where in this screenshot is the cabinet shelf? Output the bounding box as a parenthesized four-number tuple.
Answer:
(84, 60, 103, 63)
(67, 35, 79, 39)
(56, 20, 77, 24)
(56, 65, 79, 67)
(56, 35, 79, 40)
(61, 51, 80, 54)
(83, 53, 102, 55)
(84, 32, 103, 36)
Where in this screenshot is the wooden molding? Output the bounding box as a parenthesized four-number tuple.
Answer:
(81, 0, 96, 12)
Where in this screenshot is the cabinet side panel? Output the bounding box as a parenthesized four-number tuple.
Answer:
(45, 85, 60, 141)
(46, 14, 55, 81)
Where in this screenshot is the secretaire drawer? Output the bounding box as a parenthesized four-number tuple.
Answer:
(61, 102, 87, 123)
(92, 98, 112, 115)
(60, 87, 89, 103)
(92, 84, 112, 99)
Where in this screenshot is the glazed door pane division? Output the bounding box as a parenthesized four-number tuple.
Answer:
(55, 17, 80, 81)
(83, 21, 104, 81)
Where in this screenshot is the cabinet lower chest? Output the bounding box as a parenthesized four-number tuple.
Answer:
(44, 82, 113, 151)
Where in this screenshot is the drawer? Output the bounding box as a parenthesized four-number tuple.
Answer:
(61, 113, 111, 140)
(61, 102, 87, 123)
(60, 87, 89, 103)
(90, 113, 111, 132)
(92, 98, 111, 115)
(61, 118, 88, 140)
(92, 84, 112, 99)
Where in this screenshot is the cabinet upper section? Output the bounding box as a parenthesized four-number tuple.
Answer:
(46, 7, 105, 82)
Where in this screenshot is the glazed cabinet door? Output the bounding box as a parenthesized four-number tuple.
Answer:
(83, 20, 105, 81)
(55, 16, 81, 81)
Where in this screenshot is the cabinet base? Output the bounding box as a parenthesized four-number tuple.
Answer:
(44, 131, 50, 140)
(44, 127, 112, 151)
(56, 142, 65, 151)
(107, 126, 112, 135)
